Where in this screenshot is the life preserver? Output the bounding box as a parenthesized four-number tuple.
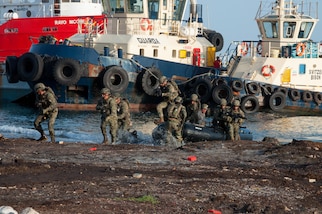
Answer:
(102, 66, 129, 94)
(261, 65, 275, 77)
(17, 52, 44, 81)
(239, 42, 248, 56)
(140, 18, 152, 31)
(53, 58, 81, 86)
(5, 56, 19, 83)
(193, 78, 212, 102)
(302, 91, 313, 102)
(313, 92, 322, 105)
(240, 95, 259, 114)
(141, 68, 162, 96)
(211, 83, 233, 104)
(296, 42, 306, 56)
(269, 91, 286, 112)
(289, 89, 301, 101)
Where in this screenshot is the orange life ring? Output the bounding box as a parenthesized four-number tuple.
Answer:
(140, 18, 152, 31)
(240, 42, 248, 56)
(261, 65, 275, 77)
(296, 42, 306, 56)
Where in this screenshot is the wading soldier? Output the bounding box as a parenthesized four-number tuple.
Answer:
(114, 93, 131, 131)
(33, 83, 58, 143)
(227, 100, 245, 141)
(186, 93, 201, 124)
(212, 98, 231, 133)
(96, 88, 118, 144)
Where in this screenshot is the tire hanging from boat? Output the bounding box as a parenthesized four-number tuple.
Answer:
(213, 77, 227, 86)
(211, 83, 233, 104)
(313, 92, 322, 105)
(268, 91, 286, 112)
(289, 89, 301, 101)
(5, 56, 19, 83)
(231, 79, 243, 92)
(141, 67, 162, 96)
(275, 87, 288, 95)
(302, 91, 313, 102)
(246, 82, 261, 94)
(17, 52, 44, 81)
(102, 66, 129, 94)
(240, 95, 259, 114)
(193, 78, 212, 103)
(53, 58, 81, 86)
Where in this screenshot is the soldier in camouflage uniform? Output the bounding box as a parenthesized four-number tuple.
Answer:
(197, 104, 208, 126)
(212, 98, 231, 133)
(227, 100, 245, 141)
(33, 83, 58, 143)
(166, 96, 187, 147)
(186, 93, 201, 124)
(156, 76, 179, 124)
(114, 93, 131, 131)
(96, 88, 118, 144)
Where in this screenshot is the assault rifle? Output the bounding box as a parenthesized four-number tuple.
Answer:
(231, 113, 247, 123)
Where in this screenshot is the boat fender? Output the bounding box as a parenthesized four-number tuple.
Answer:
(213, 77, 227, 86)
(275, 87, 288, 95)
(261, 84, 273, 96)
(231, 79, 243, 92)
(261, 65, 275, 77)
(313, 92, 322, 105)
(212, 84, 233, 104)
(302, 91, 313, 102)
(5, 56, 19, 83)
(296, 42, 306, 56)
(268, 91, 286, 111)
(141, 68, 162, 96)
(53, 58, 81, 86)
(246, 82, 261, 94)
(102, 66, 129, 94)
(289, 89, 301, 101)
(239, 42, 248, 56)
(240, 95, 259, 114)
(140, 18, 152, 31)
(17, 52, 44, 81)
(193, 78, 212, 102)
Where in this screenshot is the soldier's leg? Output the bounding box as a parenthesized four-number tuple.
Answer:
(227, 124, 234, 140)
(109, 117, 119, 143)
(156, 101, 167, 122)
(100, 119, 108, 144)
(234, 125, 240, 140)
(48, 110, 58, 143)
(34, 114, 47, 141)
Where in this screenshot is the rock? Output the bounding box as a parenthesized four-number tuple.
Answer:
(0, 206, 18, 214)
(21, 207, 39, 214)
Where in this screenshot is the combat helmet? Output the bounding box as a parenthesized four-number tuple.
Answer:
(201, 104, 208, 109)
(191, 93, 198, 101)
(159, 76, 167, 84)
(233, 99, 240, 107)
(34, 83, 45, 92)
(101, 88, 110, 95)
(113, 93, 121, 98)
(220, 98, 227, 106)
(175, 96, 183, 104)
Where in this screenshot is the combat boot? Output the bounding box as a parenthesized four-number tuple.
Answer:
(50, 135, 56, 143)
(154, 116, 164, 125)
(102, 135, 108, 144)
(37, 132, 47, 141)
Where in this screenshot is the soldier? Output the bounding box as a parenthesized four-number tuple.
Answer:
(166, 96, 187, 147)
(212, 99, 231, 133)
(96, 88, 118, 144)
(186, 93, 201, 124)
(156, 76, 179, 124)
(227, 100, 245, 141)
(197, 104, 208, 126)
(114, 93, 131, 131)
(33, 83, 58, 143)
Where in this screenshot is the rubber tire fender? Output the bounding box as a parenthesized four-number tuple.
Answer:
(213, 77, 227, 86)
(269, 91, 286, 112)
(141, 67, 163, 96)
(212, 83, 233, 104)
(275, 87, 288, 95)
(231, 79, 243, 92)
(240, 95, 259, 114)
(102, 66, 129, 94)
(313, 92, 322, 105)
(53, 58, 82, 86)
(5, 56, 19, 83)
(302, 91, 313, 102)
(209, 32, 224, 52)
(289, 89, 301, 101)
(17, 52, 44, 81)
(261, 84, 273, 96)
(193, 78, 212, 103)
(246, 82, 261, 94)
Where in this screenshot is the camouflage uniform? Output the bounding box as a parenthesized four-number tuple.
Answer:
(166, 97, 187, 146)
(96, 88, 118, 144)
(227, 100, 245, 141)
(186, 93, 201, 124)
(115, 93, 131, 131)
(33, 83, 58, 143)
(212, 99, 231, 133)
(156, 76, 179, 123)
(197, 104, 208, 126)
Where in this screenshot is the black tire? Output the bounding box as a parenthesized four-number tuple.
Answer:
(262, 84, 273, 95)
(231, 79, 243, 92)
(209, 32, 224, 52)
(53, 58, 81, 86)
(212, 83, 233, 104)
(313, 92, 322, 105)
(5, 56, 19, 83)
(246, 82, 261, 94)
(275, 87, 288, 95)
(240, 95, 259, 114)
(17, 52, 44, 81)
(193, 78, 212, 103)
(302, 91, 313, 102)
(141, 68, 162, 96)
(289, 89, 301, 101)
(269, 91, 286, 111)
(213, 77, 227, 86)
(102, 66, 129, 94)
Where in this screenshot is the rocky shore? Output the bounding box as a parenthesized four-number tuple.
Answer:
(0, 136, 321, 213)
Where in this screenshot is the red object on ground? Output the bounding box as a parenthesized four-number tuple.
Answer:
(89, 147, 97, 151)
(208, 210, 222, 214)
(187, 156, 197, 161)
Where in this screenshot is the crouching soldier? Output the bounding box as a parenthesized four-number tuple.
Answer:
(96, 88, 118, 144)
(227, 100, 245, 141)
(33, 83, 58, 143)
(166, 96, 187, 147)
(114, 93, 131, 131)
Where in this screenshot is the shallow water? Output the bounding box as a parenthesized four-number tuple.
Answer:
(0, 103, 321, 144)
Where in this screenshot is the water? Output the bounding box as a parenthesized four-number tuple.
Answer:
(0, 103, 321, 144)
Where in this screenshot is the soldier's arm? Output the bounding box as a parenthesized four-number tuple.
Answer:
(110, 99, 118, 116)
(117, 101, 128, 119)
(43, 93, 57, 113)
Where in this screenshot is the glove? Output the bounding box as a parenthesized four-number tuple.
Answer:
(238, 118, 243, 123)
(42, 109, 48, 115)
(227, 117, 232, 122)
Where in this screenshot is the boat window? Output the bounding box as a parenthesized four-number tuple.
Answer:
(263, 21, 279, 38)
(140, 48, 144, 56)
(71, 0, 80, 2)
(127, 0, 143, 14)
(173, 0, 186, 21)
(148, 0, 159, 19)
(110, 0, 124, 13)
(298, 22, 313, 38)
(172, 50, 176, 58)
(299, 64, 306, 74)
(153, 49, 158, 57)
(283, 22, 296, 38)
(42, 0, 49, 2)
